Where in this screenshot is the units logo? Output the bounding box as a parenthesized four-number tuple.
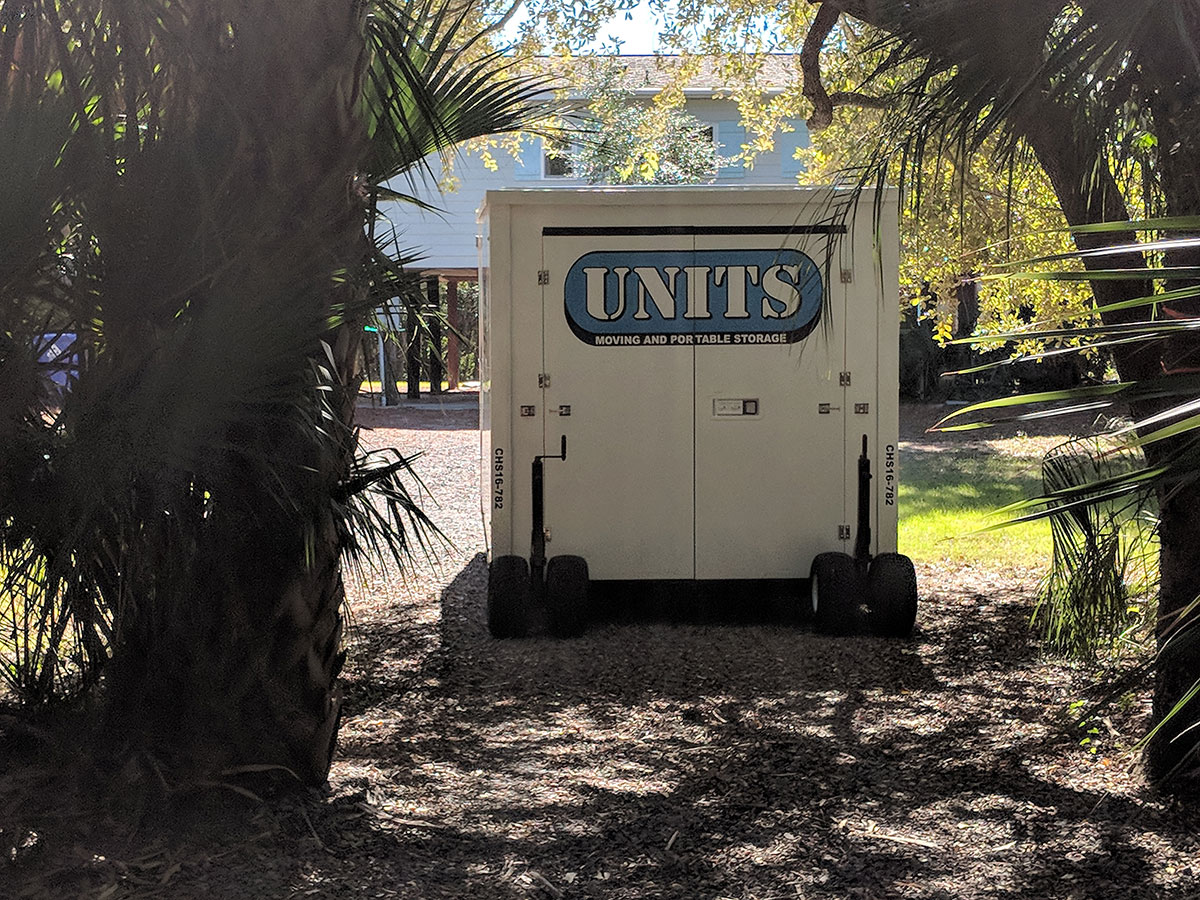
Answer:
(562, 248, 823, 346)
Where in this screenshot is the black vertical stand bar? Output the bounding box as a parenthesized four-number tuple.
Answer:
(531, 456, 546, 600)
(530, 436, 567, 602)
(854, 434, 872, 566)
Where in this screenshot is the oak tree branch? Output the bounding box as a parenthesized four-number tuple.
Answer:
(801, 0, 888, 130)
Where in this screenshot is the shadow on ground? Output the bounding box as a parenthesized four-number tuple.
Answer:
(5, 554, 1199, 899)
(326, 555, 1197, 899)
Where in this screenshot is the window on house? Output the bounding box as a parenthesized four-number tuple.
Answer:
(543, 138, 574, 178)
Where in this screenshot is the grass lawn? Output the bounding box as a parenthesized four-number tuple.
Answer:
(899, 442, 1053, 571)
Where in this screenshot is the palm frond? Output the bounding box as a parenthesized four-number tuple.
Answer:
(1034, 435, 1158, 659)
(363, 0, 561, 187)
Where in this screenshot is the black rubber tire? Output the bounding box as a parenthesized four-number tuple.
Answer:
(488, 555, 530, 638)
(546, 554, 590, 638)
(810, 551, 862, 635)
(868, 552, 919, 638)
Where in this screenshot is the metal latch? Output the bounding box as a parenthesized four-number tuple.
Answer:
(520, 405, 536, 417)
(543, 527, 552, 543)
(819, 403, 840, 414)
(537, 270, 550, 285)
(557, 405, 571, 416)
(854, 403, 870, 414)
(538, 373, 551, 388)
(838, 525, 852, 540)
(839, 371, 852, 387)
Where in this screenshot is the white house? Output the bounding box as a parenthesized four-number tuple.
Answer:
(378, 55, 808, 280)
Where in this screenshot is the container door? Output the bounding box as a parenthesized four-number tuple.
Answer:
(692, 231, 848, 580)
(539, 232, 697, 581)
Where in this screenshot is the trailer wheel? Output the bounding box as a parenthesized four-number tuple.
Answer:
(546, 554, 590, 638)
(868, 553, 918, 638)
(488, 555, 531, 638)
(810, 552, 862, 635)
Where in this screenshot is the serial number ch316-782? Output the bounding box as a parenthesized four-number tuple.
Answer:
(493, 447, 505, 509)
(884, 444, 896, 506)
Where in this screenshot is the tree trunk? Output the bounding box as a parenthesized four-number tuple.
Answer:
(1134, 15, 1200, 785)
(383, 338, 404, 406)
(820, 0, 1200, 787)
(99, 0, 369, 787)
(426, 276, 442, 394)
(229, 0, 369, 785)
(429, 313, 444, 395)
(1010, 15, 1200, 787)
(1025, 95, 1200, 786)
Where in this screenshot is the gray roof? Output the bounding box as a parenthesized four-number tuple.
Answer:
(530, 54, 797, 96)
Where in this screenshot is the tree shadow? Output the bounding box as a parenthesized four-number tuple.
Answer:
(7, 553, 1199, 899)
(355, 405, 479, 432)
(318, 555, 1198, 899)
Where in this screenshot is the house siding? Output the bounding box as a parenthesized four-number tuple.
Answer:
(378, 100, 809, 274)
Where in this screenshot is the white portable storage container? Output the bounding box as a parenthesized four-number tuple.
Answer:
(478, 186, 915, 637)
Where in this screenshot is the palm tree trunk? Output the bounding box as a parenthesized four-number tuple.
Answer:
(1134, 25, 1200, 783)
(383, 339, 405, 405)
(1021, 32, 1200, 784)
(1024, 107, 1200, 784)
(210, 0, 370, 785)
(97, 0, 370, 786)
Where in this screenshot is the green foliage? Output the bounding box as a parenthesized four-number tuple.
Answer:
(361, 0, 554, 359)
(1036, 437, 1158, 660)
(562, 62, 724, 184)
(364, 0, 557, 196)
(927, 219, 1200, 780)
(514, 1, 1106, 370)
(0, 0, 544, 783)
(1, 1, 380, 710)
(0, 547, 106, 704)
(454, 281, 481, 380)
(798, 115, 1104, 373)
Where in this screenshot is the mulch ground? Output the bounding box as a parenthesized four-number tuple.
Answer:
(4, 399, 1200, 899)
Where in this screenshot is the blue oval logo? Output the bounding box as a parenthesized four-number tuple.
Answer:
(563, 248, 823, 346)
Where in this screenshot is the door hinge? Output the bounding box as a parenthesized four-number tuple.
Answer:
(543, 527, 552, 543)
(840, 268, 853, 284)
(537, 269, 550, 285)
(838, 524, 852, 540)
(839, 371, 852, 387)
(538, 373, 551, 389)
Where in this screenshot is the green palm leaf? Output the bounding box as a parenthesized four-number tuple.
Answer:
(363, 0, 559, 187)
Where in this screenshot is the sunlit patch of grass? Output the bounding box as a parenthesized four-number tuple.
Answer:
(898, 445, 1052, 570)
